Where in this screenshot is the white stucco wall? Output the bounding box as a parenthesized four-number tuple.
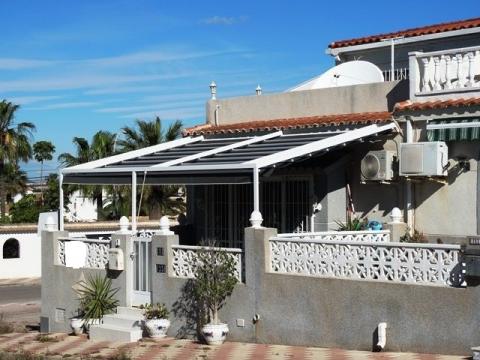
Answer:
(415, 142, 479, 237)
(65, 190, 97, 222)
(0, 233, 41, 279)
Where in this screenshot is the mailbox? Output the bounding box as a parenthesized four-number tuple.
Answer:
(108, 248, 124, 271)
(463, 237, 480, 277)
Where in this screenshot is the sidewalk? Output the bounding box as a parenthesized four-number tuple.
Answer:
(0, 277, 40, 287)
(0, 332, 469, 359)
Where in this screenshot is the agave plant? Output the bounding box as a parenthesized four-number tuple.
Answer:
(75, 274, 119, 323)
(335, 215, 367, 231)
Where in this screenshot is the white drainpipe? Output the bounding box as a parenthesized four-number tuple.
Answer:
(376, 322, 387, 351)
(405, 118, 414, 231)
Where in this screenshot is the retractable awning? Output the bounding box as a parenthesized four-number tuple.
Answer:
(427, 118, 480, 142)
(62, 122, 398, 185)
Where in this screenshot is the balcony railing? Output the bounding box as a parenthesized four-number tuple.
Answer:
(382, 67, 409, 82)
(409, 46, 480, 98)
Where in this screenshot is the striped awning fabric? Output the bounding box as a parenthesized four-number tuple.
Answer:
(427, 119, 480, 142)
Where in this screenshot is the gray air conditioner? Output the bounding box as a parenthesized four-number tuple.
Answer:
(360, 150, 395, 181)
(399, 142, 448, 177)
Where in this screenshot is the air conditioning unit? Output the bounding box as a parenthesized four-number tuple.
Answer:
(360, 150, 395, 181)
(399, 142, 448, 177)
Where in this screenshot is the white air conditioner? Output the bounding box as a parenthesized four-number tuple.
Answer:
(399, 142, 448, 177)
(360, 150, 395, 181)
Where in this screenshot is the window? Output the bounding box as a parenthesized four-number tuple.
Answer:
(202, 177, 312, 248)
(3, 238, 20, 259)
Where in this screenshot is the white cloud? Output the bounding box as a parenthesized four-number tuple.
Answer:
(96, 99, 203, 114)
(200, 16, 248, 25)
(8, 95, 63, 105)
(0, 73, 191, 93)
(0, 58, 57, 70)
(30, 101, 98, 110)
(118, 106, 202, 120)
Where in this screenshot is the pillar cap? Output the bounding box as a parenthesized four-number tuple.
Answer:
(249, 210, 263, 228)
(390, 207, 403, 224)
(117, 216, 131, 234)
(44, 215, 57, 232)
(157, 215, 174, 235)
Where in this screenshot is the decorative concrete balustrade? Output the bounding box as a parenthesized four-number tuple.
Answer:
(410, 46, 480, 98)
(278, 230, 391, 242)
(57, 237, 111, 268)
(270, 235, 465, 287)
(171, 244, 243, 281)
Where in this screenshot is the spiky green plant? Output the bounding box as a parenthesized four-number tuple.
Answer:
(75, 274, 119, 323)
(335, 216, 367, 231)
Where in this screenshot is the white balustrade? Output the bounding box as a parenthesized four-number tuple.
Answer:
(411, 46, 480, 97)
(278, 230, 391, 242)
(171, 245, 242, 281)
(270, 236, 465, 287)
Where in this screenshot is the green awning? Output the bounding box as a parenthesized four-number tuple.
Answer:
(427, 119, 480, 142)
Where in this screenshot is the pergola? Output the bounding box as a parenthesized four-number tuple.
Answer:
(59, 122, 397, 231)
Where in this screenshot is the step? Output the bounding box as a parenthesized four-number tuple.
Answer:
(89, 324, 143, 342)
(116, 306, 144, 317)
(102, 314, 144, 329)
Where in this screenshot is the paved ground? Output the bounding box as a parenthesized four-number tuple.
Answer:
(0, 332, 470, 359)
(0, 278, 41, 329)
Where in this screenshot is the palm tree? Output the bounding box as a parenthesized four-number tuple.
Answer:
(58, 131, 116, 220)
(118, 117, 184, 219)
(33, 140, 56, 198)
(0, 100, 35, 217)
(119, 117, 182, 151)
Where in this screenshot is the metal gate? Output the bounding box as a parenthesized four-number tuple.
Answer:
(132, 232, 152, 306)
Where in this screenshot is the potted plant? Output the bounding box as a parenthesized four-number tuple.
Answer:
(140, 303, 170, 338)
(193, 245, 238, 345)
(70, 308, 85, 335)
(74, 274, 119, 333)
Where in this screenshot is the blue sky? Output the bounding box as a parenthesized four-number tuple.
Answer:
(3, 0, 478, 179)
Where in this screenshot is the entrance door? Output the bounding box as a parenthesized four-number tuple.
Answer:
(132, 233, 152, 306)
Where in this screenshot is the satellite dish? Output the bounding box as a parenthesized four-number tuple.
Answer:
(289, 61, 384, 92)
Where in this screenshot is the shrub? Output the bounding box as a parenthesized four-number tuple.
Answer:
(400, 228, 427, 243)
(193, 242, 238, 325)
(0, 313, 14, 334)
(140, 303, 169, 320)
(10, 195, 41, 224)
(75, 274, 119, 324)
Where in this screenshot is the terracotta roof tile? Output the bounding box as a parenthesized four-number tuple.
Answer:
(394, 98, 480, 112)
(329, 17, 480, 49)
(184, 111, 392, 136)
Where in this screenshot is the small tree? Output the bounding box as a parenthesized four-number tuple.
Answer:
(193, 244, 238, 325)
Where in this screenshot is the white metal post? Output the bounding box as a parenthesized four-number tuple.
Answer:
(253, 166, 260, 213)
(391, 39, 395, 81)
(249, 166, 263, 228)
(131, 171, 137, 232)
(405, 118, 414, 233)
(59, 171, 64, 231)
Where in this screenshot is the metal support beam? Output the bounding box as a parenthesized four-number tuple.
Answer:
(253, 166, 260, 213)
(405, 119, 414, 233)
(249, 166, 263, 228)
(59, 171, 64, 231)
(131, 171, 137, 232)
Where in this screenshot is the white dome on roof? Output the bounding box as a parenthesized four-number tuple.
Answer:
(289, 60, 384, 92)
